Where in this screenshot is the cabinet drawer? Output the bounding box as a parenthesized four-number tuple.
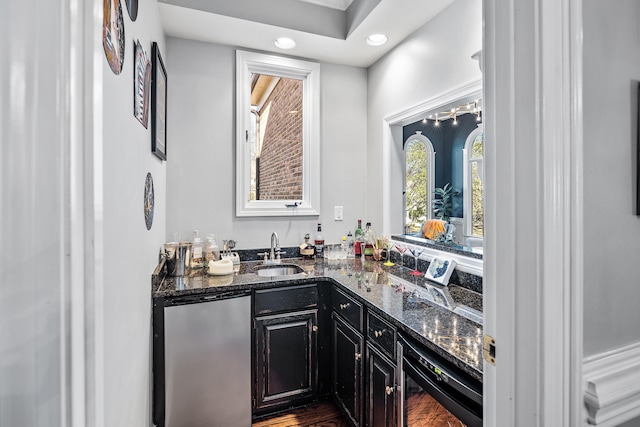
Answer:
(255, 284, 318, 315)
(332, 286, 363, 331)
(367, 310, 396, 359)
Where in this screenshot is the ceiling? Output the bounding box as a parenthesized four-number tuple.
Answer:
(158, 0, 455, 68)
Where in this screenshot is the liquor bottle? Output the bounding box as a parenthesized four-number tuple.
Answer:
(354, 219, 364, 256)
(363, 222, 375, 257)
(314, 223, 325, 257)
(300, 233, 316, 259)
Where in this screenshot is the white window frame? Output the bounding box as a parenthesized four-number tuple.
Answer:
(462, 123, 484, 239)
(235, 50, 321, 217)
(403, 132, 435, 233)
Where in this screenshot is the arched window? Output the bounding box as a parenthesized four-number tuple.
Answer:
(463, 124, 484, 238)
(404, 132, 435, 234)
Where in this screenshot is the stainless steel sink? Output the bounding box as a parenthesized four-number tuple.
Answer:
(254, 264, 305, 277)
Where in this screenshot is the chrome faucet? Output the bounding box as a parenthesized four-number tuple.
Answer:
(270, 232, 280, 262)
(258, 232, 284, 265)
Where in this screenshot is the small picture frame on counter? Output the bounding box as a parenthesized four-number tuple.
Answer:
(425, 257, 456, 286)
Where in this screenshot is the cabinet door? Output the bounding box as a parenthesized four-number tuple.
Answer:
(332, 313, 364, 426)
(255, 309, 318, 411)
(367, 344, 397, 427)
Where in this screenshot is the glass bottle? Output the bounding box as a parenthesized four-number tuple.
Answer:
(354, 219, 364, 256)
(363, 222, 375, 257)
(346, 231, 354, 258)
(204, 234, 220, 263)
(314, 223, 325, 257)
(190, 229, 205, 269)
(300, 233, 316, 259)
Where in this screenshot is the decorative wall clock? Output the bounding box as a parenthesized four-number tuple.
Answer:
(144, 172, 154, 230)
(103, 0, 126, 75)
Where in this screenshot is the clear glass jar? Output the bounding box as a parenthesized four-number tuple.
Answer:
(204, 234, 220, 263)
(190, 229, 205, 269)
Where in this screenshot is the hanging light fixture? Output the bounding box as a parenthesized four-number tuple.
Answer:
(428, 101, 482, 126)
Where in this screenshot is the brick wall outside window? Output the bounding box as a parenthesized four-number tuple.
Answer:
(257, 78, 303, 200)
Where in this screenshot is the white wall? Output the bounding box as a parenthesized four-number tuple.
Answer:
(366, 0, 482, 234)
(1, 1, 70, 425)
(165, 37, 368, 249)
(582, 0, 640, 357)
(100, 1, 167, 426)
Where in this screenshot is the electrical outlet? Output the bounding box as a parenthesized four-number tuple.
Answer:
(334, 206, 344, 221)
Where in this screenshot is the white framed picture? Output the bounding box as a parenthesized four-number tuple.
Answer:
(425, 257, 456, 286)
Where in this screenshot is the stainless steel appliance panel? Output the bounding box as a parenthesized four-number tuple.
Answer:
(164, 294, 251, 427)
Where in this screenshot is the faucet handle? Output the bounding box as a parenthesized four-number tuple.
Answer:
(275, 250, 285, 260)
(257, 252, 268, 262)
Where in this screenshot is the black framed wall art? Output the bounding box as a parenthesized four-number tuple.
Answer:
(151, 42, 167, 161)
(134, 39, 151, 128)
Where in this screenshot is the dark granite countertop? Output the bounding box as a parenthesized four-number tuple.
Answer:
(153, 257, 483, 381)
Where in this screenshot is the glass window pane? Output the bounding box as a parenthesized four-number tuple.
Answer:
(471, 161, 484, 236)
(405, 140, 427, 234)
(472, 133, 483, 158)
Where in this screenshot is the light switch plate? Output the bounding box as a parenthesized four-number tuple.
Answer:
(334, 206, 344, 221)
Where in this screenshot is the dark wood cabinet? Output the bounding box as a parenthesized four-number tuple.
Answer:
(366, 344, 397, 427)
(255, 309, 318, 411)
(332, 313, 364, 426)
(253, 284, 321, 414)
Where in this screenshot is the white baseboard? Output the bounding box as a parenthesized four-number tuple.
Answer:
(583, 341, 640, 426)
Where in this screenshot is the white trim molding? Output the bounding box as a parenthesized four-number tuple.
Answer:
(483, 0, 584, 425)
(583, 342, 640, 426)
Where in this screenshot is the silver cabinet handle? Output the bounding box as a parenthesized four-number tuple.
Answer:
(386, 386, 395, 395)
(312, 325, 318, 332)
(374, 330, 384, 338)
(339, 303, 351, 309)
(355, 352, 362, 361)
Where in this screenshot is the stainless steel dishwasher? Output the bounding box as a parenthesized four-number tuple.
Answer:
(163, 290, 251, 427)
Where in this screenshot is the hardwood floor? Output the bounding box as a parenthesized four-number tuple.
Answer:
(405, 391, 466, 426)
(252, 401, 350, 427)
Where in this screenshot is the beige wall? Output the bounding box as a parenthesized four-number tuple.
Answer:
(165, 37, 368, 249)
(582, 0, 640, 356)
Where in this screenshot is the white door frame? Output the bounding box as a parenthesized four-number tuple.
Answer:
(71, 0, 105, 426)
(483, 0, 584, 426)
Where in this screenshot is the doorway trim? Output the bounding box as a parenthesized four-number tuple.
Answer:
(483, 0, 584, 425)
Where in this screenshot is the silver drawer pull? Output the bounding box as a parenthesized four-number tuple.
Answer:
(339, 303, 351, 309)
(312, 325, 318, 332)
(374, 330, 384, 338)
(355, 352, 362, 361)
(386, 386, 394, 395)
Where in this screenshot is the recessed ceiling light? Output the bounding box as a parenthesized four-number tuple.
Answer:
(366, 34, 388, 46)
(274, 37, 296, 49)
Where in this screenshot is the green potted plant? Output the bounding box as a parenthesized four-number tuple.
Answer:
(433, 183, 453, 222)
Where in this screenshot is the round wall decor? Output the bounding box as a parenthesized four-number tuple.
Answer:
(144, 172, 154, 230)
(103, 0, 126, 75)
(125, 0, 138, 21)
